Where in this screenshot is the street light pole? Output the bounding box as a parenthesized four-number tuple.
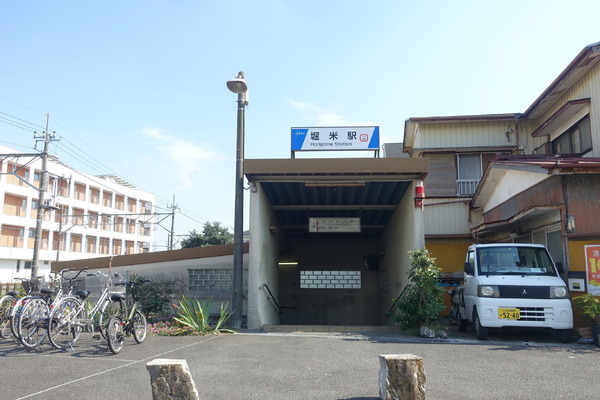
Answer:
(227, 71, 248, 329)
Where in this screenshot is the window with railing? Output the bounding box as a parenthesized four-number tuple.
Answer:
(140, 222, 151, 236)
(86, 236, 97, 253)
(73, 208, 85, 226)
(56, 179, 69, 197)
(6, 163, 29, 187)
(101, 215, 112, 231)
(90, 187, 100, 204)
(52, 231, 66, 251)
(126, 219, 136, 234)
(141, 202, 152, 214)
(1, 225, 24, 248)
(54, 205, 68, 224)
(103, 191, 113, 207)
(74, 183, 86, 201)
(3, 194, 26, 217)
(88, 212, 99, 229)
(112, 239, 122, 255)
(70, 234, 82, 252)
(115, 195, 125, 210)
(114, 217, 124, 233)
(139, 242, 150, 253)
(455, 153, 497, 196)
(125, 240, 135, 255)
(99, 237, 110, 254)
(128, 198, 137, 213)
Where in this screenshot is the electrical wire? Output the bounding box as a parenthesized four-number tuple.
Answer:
(1, 107, 219, 234)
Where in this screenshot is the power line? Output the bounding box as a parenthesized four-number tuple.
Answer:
(1, 108, 221, 234)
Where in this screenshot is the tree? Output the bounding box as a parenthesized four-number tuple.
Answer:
(180, 221, 233, 248)
(392, 249, 446, 330)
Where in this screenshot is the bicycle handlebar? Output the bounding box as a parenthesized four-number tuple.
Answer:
(62, 267, 88, 281)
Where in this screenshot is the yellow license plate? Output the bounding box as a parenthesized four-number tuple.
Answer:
(498, 308, 520, 319)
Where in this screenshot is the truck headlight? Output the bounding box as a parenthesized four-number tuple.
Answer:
(478, 285, 500, 297)
(550, 286, 568, 298)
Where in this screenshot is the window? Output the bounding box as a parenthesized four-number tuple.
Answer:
(456, 153, 496, 196)
(99, 237, 110, 254)
(552, 115, 592, 155)
(103, 191, 113, 207)
(74, 182, 86, 201)
(90, 188, 100, 204)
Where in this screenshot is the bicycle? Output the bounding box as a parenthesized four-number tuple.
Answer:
(15, 272, 69, 349)
(106, 279, 148, 354)
(0, 283, 22, 339)
(47, 270, 123, 350)
(0, 277, 34, 339)
(7, 276, 47, 340)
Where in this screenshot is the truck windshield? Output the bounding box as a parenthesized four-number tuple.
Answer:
(476, 246, 557, 276)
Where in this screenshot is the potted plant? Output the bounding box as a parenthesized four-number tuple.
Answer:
(574, 293, 600, 347)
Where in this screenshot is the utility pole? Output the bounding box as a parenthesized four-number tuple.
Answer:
(168, 195, 179, 250)
(31, 114, 57, 278)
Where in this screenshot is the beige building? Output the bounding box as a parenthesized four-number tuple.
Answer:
(402, 41, 600, 325)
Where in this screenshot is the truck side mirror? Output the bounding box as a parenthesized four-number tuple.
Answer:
(556, 262, 564, 274)
(464, 262, 474, 275)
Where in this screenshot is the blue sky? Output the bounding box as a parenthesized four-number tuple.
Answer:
(1, 1, 599, 249)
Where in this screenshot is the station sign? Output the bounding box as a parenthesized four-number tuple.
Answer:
(309, 217, 361, 233)
(291, 126, 379, 152)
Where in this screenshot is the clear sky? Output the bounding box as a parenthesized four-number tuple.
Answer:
(1, 1, 599, 249)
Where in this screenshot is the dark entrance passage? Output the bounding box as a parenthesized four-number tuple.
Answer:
(245, 158, 429, 329)
(278, 242, 380, 325)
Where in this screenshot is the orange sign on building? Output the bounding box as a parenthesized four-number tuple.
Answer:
(585, 245, 600, 296)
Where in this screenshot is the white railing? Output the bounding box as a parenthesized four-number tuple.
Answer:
(456, 179, 480, 196)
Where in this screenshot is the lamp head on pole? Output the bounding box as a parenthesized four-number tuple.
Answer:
(227, 71, 248, 94)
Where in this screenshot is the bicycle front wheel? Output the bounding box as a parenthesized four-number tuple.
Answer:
(106, 316, 124, 354)
(98, 298, 123, 339)
(0, 295, 16, 339)
(17, 298, 49, 349)
(10, 297, 28, 339)
(132, 309, 147, 344)
(48, 297, 84, 350)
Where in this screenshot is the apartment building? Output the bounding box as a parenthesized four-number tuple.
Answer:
(0, 145, 155, 282)
(398, 41, 600, 303)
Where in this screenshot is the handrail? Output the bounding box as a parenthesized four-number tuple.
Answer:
(386, 284, 411, 317)
(260, 284, 282, 315)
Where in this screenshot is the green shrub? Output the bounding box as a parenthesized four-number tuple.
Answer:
(128, 276, 175, 318)
(173, 297, 234, 335)
(392, 248, 446, 330)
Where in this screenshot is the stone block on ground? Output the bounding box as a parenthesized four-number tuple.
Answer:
(146, 359, 200, 400)
(379, 354, 426, 400)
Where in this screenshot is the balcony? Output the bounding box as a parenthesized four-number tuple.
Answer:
(456, 179, 480, 197)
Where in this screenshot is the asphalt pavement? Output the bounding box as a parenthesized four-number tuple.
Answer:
(1, 327, 599, 400)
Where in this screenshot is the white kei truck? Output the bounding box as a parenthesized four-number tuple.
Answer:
(452, 243, 573, 342)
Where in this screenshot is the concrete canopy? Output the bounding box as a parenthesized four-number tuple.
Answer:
(244, 158, 429, 241)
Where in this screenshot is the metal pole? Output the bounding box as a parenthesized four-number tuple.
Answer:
(31, 114, 51, 278)
(169, 195, 176, 250)
(231, 90, 246, 329)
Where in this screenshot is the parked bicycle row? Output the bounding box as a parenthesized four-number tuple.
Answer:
(0, 268, 148, 354)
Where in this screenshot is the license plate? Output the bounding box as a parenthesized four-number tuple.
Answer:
(498, 308, 520, 319)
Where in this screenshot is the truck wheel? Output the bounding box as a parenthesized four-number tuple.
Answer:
(473, 310, 488, 340)
(556, 329, 572, 343)
(456, 307, 468, 332)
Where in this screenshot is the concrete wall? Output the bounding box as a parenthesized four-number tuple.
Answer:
(378, 181, 425, 323)
(247, 182, 282, 329)
(57, 250, 249, 315)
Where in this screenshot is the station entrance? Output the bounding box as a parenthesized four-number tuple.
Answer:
(244, 158, 429, 329)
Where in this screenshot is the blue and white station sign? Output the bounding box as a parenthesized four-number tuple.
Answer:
(291, 126, 380, 152)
